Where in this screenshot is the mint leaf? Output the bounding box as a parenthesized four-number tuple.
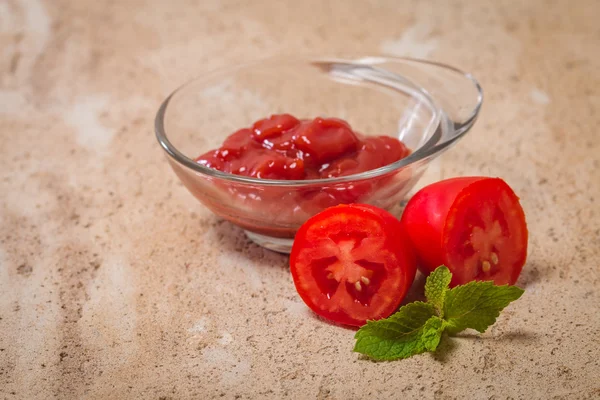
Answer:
(353, 265, 525, 361)
(422, 316, 445, 351)
(424, 266, 452, 316)
(444, 281, 524, 334)
(354, 302, 437, 360)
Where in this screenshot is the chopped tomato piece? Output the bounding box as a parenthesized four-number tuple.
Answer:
(292, 117, 359, 165)
(252, 114, 300, 141)
(220, 128, 257, 158)
(228, 150, 305, 180)
(196, 114, 410, 181)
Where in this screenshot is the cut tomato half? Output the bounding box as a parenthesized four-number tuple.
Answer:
(290, 204, 416, 327)
(401, 177, 528, 286)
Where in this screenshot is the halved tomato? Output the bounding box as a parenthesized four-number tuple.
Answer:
(400, 177, 528, 286)
(290, 204, 416, 327)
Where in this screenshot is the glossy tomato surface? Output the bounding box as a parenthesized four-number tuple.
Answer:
(290, 204, 417, 327)
(196, 114, 410, 181)
(400, 177, 528, 286)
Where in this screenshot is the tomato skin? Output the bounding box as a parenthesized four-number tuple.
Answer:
(222, 128, 257, 155)
(197, 114, 410, 182)
(292, 117, 359, 165)
(400, 177, 528, 286)
(251, 114, 300, 141)
(400, 177, 484, 272)
(290, 204, 416, 327)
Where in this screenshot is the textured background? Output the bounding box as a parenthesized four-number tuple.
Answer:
(1, 0, 599, 399)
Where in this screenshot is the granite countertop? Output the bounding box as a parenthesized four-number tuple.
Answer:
(1, 0, 599, 399)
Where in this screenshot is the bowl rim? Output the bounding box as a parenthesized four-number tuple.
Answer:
(155, 55, 483, 187)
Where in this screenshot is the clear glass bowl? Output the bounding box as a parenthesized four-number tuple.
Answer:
(155, 56, 483, 253)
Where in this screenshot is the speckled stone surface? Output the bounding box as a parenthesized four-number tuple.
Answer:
(1, 0, 599, 399)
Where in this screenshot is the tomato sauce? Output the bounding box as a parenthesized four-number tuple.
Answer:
(196, 114, 410, 180)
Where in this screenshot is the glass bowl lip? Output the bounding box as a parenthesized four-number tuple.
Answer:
(155, 54, 483, 187)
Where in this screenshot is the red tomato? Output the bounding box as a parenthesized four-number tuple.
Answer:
(195, 149, 225, 170)
(320, 136, 410, 178)
(221, 128, 257, 158)
(290, 204, 417, 327)
(229, 150, 305, 180)
(197, 115, 411, 182)
(252, 114, 300, 141)
(400, 177, 528, 286)
(292, 117, 359, 165)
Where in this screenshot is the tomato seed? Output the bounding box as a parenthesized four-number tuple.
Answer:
(360, 276, 371, 285)
(491, 252, 499, 265)
(481, 260, 491, 273)
(354, 281, 363, 292)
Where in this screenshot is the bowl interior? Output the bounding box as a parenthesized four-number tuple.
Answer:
(157, 56, 482, 252)
(163, 57, 440, 164)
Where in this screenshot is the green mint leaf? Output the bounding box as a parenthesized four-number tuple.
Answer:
(443, 281, 525, 334)
(424, 265, 452, 317)
(421, 316, 445, 351)
(353, 302, 437, 360)
(353, 266, 525, 361)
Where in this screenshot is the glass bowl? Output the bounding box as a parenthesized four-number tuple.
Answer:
(155, 56, 483, 253)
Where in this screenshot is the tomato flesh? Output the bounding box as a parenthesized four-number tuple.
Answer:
(251, 113, 300, 141)
(291, 117, 359, 165)
(290, 204, 416, 327)
(400, 177, 528, 286)
(196, 114, 410, 180)
(194, 114, 411, 238)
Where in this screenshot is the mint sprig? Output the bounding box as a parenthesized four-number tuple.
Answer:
(424, 265, 452, 317)
(443, 279, 525, 334)
(353, 266, 524, 361)
(353, 302, 438, 360)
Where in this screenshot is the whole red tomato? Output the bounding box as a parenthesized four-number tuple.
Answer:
(400, 177, 528, 286)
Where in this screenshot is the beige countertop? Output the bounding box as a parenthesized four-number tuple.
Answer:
(1, 0, 599, 399)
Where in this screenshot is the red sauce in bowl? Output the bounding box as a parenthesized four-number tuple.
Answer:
(196, 114, 410, 180)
